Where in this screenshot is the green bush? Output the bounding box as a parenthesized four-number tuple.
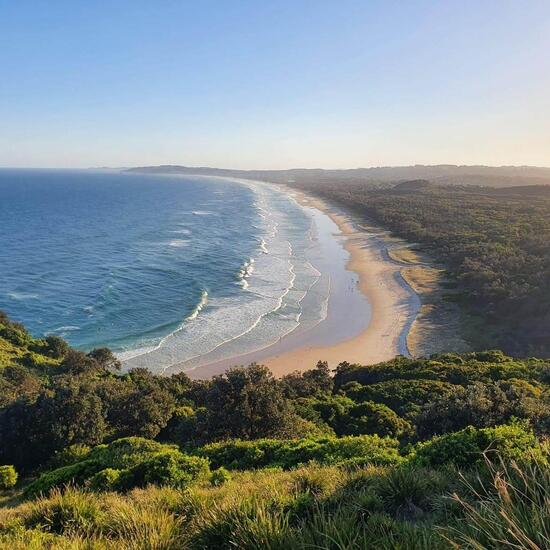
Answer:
(25, 460, 100, 498)
(412, 423, 544, 468)
(49, 444, 91, 469)
(0, 465, 18, 489)
(89, 468, 125, 491)
(25, 437, 211, 496)
(196, 435, 402, 470)
(132, 451, 210, 488)
(338, 401, 413, 438)
(42, 335, 69, 359)
(210, 467, 231, 486)
(342, 379, 458, 419)
(87, 437, 172, 469)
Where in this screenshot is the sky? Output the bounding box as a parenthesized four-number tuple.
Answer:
(1, 0, 549, 169)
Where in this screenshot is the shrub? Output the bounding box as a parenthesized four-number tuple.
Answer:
(196, 435, 402, 470)
(25, 437, 211, 496)
(412, 423, 544, 468)
(87, 437, 171, 469)
(49, 444, 91, 469)
(416, 380, 547, 437)
(132, 452, 210, 488)
(25, 460, 101, 498)
(42, 335, 69, 359)
(0, 465, 17, 489)
(337, 401, 413, 438)
(343, 379, 457, 419)
(210, 467, 231, 487)
(89, 468, 125, 491)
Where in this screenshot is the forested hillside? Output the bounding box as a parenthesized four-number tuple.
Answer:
(1, 312, 550, 547)
(129, 164, 550, 188)
(297, 182, 550, 357)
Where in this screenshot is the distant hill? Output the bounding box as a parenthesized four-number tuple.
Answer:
(126, 164, 550, 188)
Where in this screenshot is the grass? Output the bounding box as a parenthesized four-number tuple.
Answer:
(0, 458, 548, 549)
(441, 458, 550, 549)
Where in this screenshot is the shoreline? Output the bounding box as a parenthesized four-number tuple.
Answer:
(189, 186, 422, 379)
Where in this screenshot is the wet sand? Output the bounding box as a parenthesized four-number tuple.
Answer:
(189, 187, 421, 379)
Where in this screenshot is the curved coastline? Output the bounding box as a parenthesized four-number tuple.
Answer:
(116, 175, 424, 377)
(189, 186, 423, 379)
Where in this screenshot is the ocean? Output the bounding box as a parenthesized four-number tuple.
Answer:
(0, 169, 369, 373)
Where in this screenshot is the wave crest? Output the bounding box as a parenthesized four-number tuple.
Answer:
(187, 289, 208, 320)
(237, 258, 255, 289)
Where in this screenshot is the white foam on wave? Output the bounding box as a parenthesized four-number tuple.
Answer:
(153, 254, 297, 373)
(7, 291, 39, 300)
(237, 258, 255, 288)
(48, 325, 81, 336)
(186, 290, 208, 320)
(237, 258, 254, 283)
(168, 239, 190, 248)
(169, 228, 191, 235)
(164, 244, 323, 372)
(192, 210, 213, 216)
(117, 289, 209, 361)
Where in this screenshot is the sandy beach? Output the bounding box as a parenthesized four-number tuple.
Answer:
(189, 187, 422, 379)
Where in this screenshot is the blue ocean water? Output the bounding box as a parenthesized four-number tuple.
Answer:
(0, 169, 367, 372)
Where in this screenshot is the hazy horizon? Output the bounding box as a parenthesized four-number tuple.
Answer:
(2, 1, 549, 169)
(4, 163, 550, 173)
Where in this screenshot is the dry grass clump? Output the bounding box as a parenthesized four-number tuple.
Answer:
(441, 458, 550, 549)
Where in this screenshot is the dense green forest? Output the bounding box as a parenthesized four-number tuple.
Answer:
(1, 312, 550, 548)
(297, 180, 550, 357)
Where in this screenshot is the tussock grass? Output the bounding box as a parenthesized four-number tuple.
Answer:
(0, 459, 549, 549)
(442, 457, 550, 549)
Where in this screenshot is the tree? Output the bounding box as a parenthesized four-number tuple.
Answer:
(41, 382, 106, 446)
(280, 361, 333, 398)
(0, 400, 44, 469)
(43, 335, 70, 359)
(87, 348, 121, 370)
(416, 381, 549, 438)
(0, 380, 106, 470)
(159, 406, 206, 445)
(204, 364, 295, 440)
(60, 349, 101, 375)
(103, 369, 175, 439)
(0, 365, 42, 407)
(337, 401, 412, 438)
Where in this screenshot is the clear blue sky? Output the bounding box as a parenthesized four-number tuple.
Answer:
(1, 0, 549, 168)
